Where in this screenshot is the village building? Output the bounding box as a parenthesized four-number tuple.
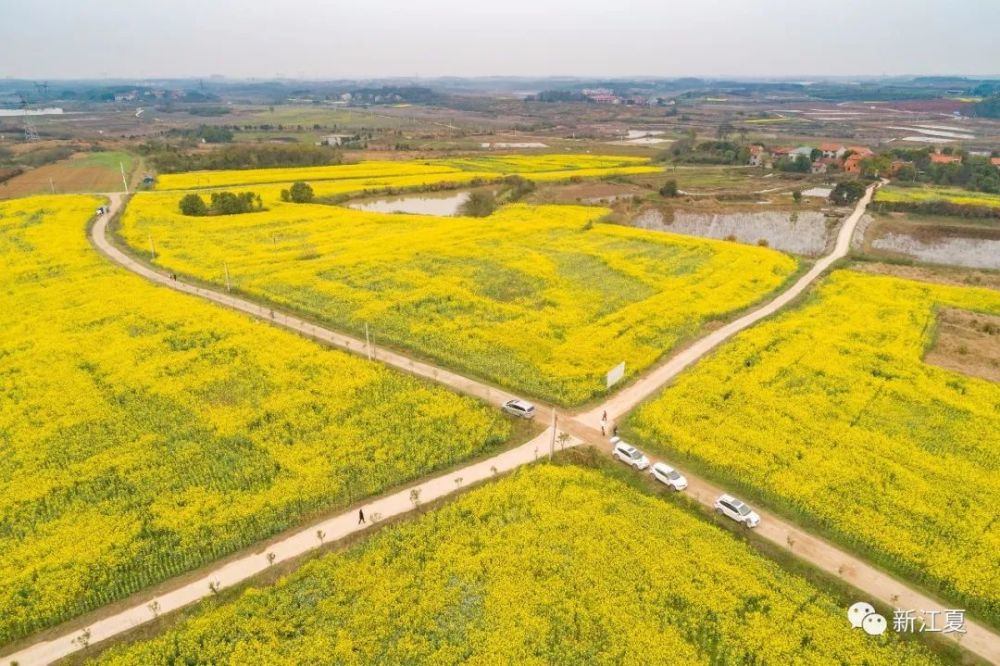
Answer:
(929, 153, 962, 165)
(317, 134, 354, 147)
(789, 146, 814, 160)
(889, 160, 912, 176)
(843, 153, 865, 174)
(748, 144, 768, 167)
(819, 143, 847, 159)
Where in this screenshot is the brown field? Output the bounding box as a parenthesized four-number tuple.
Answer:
(850, 261, 1000, 291)
(0, 152, 136, 198)
(926, 308, 1000, 382)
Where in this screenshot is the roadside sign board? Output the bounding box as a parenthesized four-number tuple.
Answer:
(606, 361, 625, 388)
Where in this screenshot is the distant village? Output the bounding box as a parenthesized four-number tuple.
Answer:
(748, 142, 1000, 176)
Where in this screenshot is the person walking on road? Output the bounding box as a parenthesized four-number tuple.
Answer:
(601, 424, 606, 437)
(358, 508, 366, 525)
(602, 410, 607, 423)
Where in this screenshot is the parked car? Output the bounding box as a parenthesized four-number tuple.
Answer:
(612, 441, 650, 470)
(650, 462, 687, 491)
(714, 494, 760, 528)
(502, 399, 536, 419)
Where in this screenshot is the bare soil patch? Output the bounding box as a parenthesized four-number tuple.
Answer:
(850, 261, 1000, 291)
(527, 180, 647, 205)
(926, 308, 1000, 383)
(0, 152, 134, 198)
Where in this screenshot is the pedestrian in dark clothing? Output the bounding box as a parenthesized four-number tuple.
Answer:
(612, 424, 618, 437)
(358, 508, 365, 525)
(601, 424, 606, 437)
(602, 410, 607, 423)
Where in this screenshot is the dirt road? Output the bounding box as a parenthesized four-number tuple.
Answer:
(5, 429, 574, 666)
(577, 180, 879, 428)
(6, 184, 998, 665)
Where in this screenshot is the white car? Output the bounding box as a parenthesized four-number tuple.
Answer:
(650, 462, 687, 491)
(502, 399, 536, 419)
(714, 494, 760, 528)
(612, 441, 650, 471)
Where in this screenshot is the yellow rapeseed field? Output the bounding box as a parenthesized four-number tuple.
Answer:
(91, 466, 945, 665)
(154, 154, 660, 191)
(0, 195, 511, 644)
(629, 270, 1000, 625)
(876, 185, 1000, 209)
(121, 195, 798, 404)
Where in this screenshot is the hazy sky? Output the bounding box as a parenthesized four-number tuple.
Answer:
(3, 0, 999, 80)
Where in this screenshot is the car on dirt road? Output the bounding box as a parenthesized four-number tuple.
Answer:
(650, 462, 688, 491)
(611, 440, 650, 471)
(502, 399, 536, 419)
(714, 494, 760, 528)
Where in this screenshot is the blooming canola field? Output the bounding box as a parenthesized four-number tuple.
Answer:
(0, 195, 511, 644)
(876, 185, 1000, 209)
(629, 270, 1000, 625)
(153, 154, 662, 191)
(123, 174, 798, 405)
(91, 466, 944, 665)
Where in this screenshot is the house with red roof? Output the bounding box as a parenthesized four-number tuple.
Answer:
(929, 153, 962, 165)
(819, 143, 847, 159)
(747, 144, 769, 167)
(843, 153, 865, 174)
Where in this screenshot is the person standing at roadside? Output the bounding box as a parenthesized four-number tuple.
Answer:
(358, 508, 366, 525)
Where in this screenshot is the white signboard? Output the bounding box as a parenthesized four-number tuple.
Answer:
(606, 361, 626, 388)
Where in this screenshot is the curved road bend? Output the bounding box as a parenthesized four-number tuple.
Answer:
(88, 194, 554, 422)
(8, 184, 997, 664)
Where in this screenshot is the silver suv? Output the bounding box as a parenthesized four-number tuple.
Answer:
(502, 399, 536, 419)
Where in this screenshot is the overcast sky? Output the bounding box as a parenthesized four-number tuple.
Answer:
(3, 0, 999, 80)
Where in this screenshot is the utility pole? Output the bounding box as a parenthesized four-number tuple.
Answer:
(120, 161, 129, 194)
(549, 411, 557, 461)
(48, 177, 54, 194)
(365, 323, 372, 360)
(148, 235, 156, 260)
(224, 262, 231, 292)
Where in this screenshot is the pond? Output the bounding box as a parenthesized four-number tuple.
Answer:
(348, 191, 471, 216)
(631, 208, 836, 256)
(871, 233, 1000, 270)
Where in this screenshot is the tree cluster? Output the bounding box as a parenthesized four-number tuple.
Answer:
(140, 143, 342, 173)
(828, 181, 867, 206)
(664, 138, 750, 165)
(280, 182, 315, 203)
(179, 191, 263, 216)
(459, 191, 497, 217)
(886, 148, 1000, 193)
(195, 125, 234, 144)
(776, 155, 812, 173)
